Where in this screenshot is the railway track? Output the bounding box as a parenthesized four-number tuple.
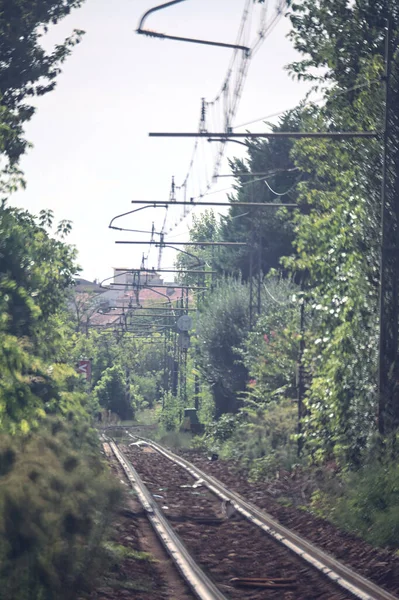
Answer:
(104, 430, 398, 600)
(104, 438, 226, 600)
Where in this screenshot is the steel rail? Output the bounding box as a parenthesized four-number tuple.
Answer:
(127, 435, 398, 600)
(106, 439, 228, 600)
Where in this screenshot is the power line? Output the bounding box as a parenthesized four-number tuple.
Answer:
(161, 1, 286, 237)
(149, 131, 379, 139)
(137, 0, 250, 53)
(115, 241, 248, 246)
(233, 79, 381, 129)
(264, 176, 302, 197)
(129, 200, 297, 207)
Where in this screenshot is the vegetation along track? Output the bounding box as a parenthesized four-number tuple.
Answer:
(109, 432, 398, 600)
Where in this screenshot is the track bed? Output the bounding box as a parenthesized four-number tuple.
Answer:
(123, 444, 354, 600)
(175, 450, 399, 598)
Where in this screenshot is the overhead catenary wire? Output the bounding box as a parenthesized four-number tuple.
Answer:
(233, 78, 381, 130)
(263, 175, 303, 197)
(161, 1, 286, 239)
(263, 282, 294, 306)
(163, 0, 255, 233)
(109, 1, 290, 254)
(111, 1, 298, 271)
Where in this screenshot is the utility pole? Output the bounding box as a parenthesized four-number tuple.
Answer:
(378, 13, 399, 435)
(249, 223, 254, 328)
(297, 293, 306, 457)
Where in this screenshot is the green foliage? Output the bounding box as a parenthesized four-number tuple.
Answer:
(196, 381, 215, 425)
(176, 113, 302, 285)
(93, 366, 133, 421)
(196, 278, 250, 416)
(240, 279, 299, 405)
(198, 400, 299, 479)
(0, 419, 121, 599)
(176, 210, 218, 287)
(312, 456, 399, 548)
(103, 542, 154, 563)
(217, 111, 302, 280)
(287, 0, 389, 87)
(191, 280, 302, 474)
(0, 0, 85, 167)
(202, 413, 239, 447)
(70, 329, 164, 410)
(0, 205, 77, 339)
(277, 0, 399, 462)
(238, 401, 299, 479)
(0, 205, 90, 432)
(158, 391, 183, 432)
(284, 131, 380, 463)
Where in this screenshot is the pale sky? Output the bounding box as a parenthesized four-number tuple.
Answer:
(11, 0, 311, 282)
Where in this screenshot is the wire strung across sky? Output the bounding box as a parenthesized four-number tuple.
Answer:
(155, 0, 288, 243)
(117, 0, 289, 274)
(121, 2, 383, 276)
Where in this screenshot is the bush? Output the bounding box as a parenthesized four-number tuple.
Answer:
(240, 281, 299, 406)
(311, 457, 399, 548)
(158, 392, 183, 432)
(94, 365, 133, 421)
(0, 418, 121, 599)
(195, 401, 300, 479)
(196, 279, 250, 417)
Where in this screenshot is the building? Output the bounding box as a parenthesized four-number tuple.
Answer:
(71, 269, 186, 331)
(111, 268, 163, 289)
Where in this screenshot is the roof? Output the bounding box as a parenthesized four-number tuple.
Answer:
(71, 282, 191, 329)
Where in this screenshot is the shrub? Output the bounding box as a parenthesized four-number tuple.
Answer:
(94, 365, 133, 421)
(158, 392, 182, 432)
(311, 457, 399, 548)
(0, 418, 121, 599)
(195, 401, 300, 479)
(196, 279, 250, 417)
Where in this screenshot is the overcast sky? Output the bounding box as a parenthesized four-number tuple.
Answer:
(10, 0, 311, 282)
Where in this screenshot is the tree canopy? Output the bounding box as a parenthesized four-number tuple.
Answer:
(0, 0, 85, 165)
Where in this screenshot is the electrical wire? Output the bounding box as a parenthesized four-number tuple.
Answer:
(263, 175, 302, 197)
(165, 0, 288, 237)
(263, 282, 293, 306)
(234, 79, 381, 129)
(163, 0, 255, 235)
(115, 2, 292, 263)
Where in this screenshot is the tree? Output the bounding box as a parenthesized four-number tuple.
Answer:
(176, 114, 302, 285)
(240, 280, 299, 406)
(281, 0, 399, 460)
(176, 210, 218, 287)
(68, 289, 107, 336)
(0, 0, 85, 166)
(217, 111, 302, 280)
(0, 206, 77, 340)
(196, 279, 250, 417)
(0, 206, 86, 432)
(93, 365, 133, 421)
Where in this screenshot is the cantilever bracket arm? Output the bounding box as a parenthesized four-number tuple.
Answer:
(162, 243, 203, 267)
(137, 0, 250, 54)
(109, 205, 156, 231)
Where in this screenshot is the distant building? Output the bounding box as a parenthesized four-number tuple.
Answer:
(74, 277, 104, 293)
(111, 268, 163, 288)
(71, 269, 186, 331)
